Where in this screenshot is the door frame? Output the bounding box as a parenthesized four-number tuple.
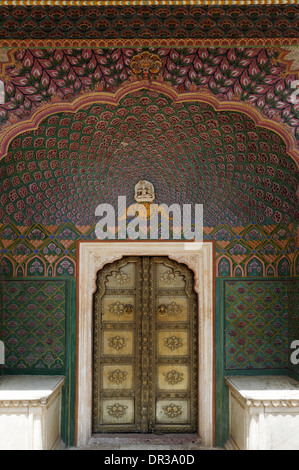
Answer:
(75, 240, 215, 447)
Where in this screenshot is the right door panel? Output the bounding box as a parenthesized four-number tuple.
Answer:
(149, 257, 198, 433)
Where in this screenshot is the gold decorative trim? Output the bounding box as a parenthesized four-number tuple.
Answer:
(0, 39, 298, 50)
(0, 0, 296, 5)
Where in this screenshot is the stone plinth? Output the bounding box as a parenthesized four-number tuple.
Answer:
(225, 375, 299, 450)
(0, 375, 65, 450)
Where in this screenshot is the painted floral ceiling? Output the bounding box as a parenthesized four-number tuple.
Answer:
(0, 87, 297, 228)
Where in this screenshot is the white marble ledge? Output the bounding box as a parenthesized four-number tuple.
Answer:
(0, 375, 65, 406)
(225, 375, 299, 407)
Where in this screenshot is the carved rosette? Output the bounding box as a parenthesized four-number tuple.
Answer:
(108, 369, 128, 385)
(130, 51, 162, 80)
(164, 335, 183, 351)
(162, 403, 183, 418)
(108, 335, 127, 351)
(163, 370, 184, 385)
(110, 270, 131, 285)
(158, 302, 183, 317)
(109, 302, 134, 317)
(107, 402, 128, 418)
(160, 270, 180, 285)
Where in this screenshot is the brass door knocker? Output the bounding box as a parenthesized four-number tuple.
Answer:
(124, 304, 134, 316)
(158, 304, 167, 317)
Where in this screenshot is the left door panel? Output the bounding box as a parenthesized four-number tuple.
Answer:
(93, 257, 142, 433)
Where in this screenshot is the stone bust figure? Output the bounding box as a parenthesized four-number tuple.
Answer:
(134, 180, 155, 203)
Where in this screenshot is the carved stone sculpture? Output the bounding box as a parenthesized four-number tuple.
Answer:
(134, 180, 155, 203)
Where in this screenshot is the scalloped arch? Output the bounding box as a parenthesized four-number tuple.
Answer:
(1, 81, 298, 228)
(0, 81, 298, 168)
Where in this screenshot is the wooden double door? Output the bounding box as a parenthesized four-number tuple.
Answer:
(93, 256, 198, 433)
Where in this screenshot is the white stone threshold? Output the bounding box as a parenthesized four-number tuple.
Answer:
(68, 433, 222, 451)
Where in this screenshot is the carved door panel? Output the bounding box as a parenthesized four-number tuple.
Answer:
(93, 257, 142, 433)
(148, 257, 198, 433)
(93, 256, 197, 434)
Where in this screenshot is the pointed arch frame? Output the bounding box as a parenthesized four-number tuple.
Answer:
(75, 240, 215, 447)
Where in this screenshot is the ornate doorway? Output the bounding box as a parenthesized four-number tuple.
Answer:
(92, 256, 198, 434)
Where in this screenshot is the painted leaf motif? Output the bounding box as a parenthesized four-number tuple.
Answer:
(0, 46, 297, 139)
(11, 77, 29, 86)
(255, 85, 271, 94)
